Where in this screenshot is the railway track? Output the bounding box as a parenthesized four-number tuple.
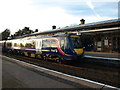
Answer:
(2, 52, 120, 88)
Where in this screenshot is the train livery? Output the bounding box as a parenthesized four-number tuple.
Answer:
(1, 33, 84, 61)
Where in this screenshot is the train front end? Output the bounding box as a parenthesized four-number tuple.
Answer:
(69, 34, 84, 60)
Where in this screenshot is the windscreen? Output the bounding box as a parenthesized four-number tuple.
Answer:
(70, 36, 82, 49)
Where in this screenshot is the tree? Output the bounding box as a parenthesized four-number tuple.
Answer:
(10, 34, 14, 39)
(22, 27, 30, 35)
(12, 27, 35, 38)
(22, 27, 34, 35)
(0, 27, 38, 40)
(14, 29, 23, 37)
(1, 29, 10, 40)
(35, 29, 38, 32)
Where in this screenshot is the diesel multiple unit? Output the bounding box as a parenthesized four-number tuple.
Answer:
(1, 33, 84, 61)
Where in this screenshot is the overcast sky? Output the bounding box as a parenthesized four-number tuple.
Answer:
(0, 0, 118, 34)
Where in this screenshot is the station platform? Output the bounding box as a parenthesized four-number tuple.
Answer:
(84, 51, 120, 59)
(1, 55, 118, 89)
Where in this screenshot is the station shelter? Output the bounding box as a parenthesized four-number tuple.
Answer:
(82, 29, 120, 53)
(79, 19, 119, 53)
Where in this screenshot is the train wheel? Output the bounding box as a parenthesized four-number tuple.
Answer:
(42, 54, 47, 60)
(35, 54, 38, 58)
(28, 53, 32, 57)
(55, 58, 64, 64)
(30, 53, 35, 58)
(24, 52, 28, 56)
(35, 54, 43, 60)
(56, 59, 61, 63)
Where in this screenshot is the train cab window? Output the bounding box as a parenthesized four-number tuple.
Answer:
(51, 40, 57, 48)
(70, 36, 82, 49)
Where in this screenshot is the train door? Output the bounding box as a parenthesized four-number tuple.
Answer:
(35, 39, 42, 54)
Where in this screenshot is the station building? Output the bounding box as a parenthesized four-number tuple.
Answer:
(79, 19, 119, 53)
(18, 19, 120, 53)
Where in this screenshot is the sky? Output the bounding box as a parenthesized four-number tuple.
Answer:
(0, 0, 119, 34)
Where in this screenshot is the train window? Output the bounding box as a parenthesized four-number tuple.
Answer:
(20, 43, 24, 47)
(60, 37, 65, 49)
(1, 42, 3, 47)
(25, 41, 35, 48)
(25, 43, 30, 48)
(7, 42, 12, 47)
(42, 40, 51, 48)
(0, 42, 2, 45)
(51, 40, 57, 48)
(2, 42, 4, 47)
(25, 43, 31, 48)
(32, 41, 35, 48)
(0, 42, 3, 46)
(14, 43, 17, 47)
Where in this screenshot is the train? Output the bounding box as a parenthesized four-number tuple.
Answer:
(0, 33, 84, 62)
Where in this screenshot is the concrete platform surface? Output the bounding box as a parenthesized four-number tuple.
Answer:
(1, 56, 89, 89)
(1, 55, 119, 89)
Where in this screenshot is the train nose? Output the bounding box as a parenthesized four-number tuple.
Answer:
(74, 48, 83, 54)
